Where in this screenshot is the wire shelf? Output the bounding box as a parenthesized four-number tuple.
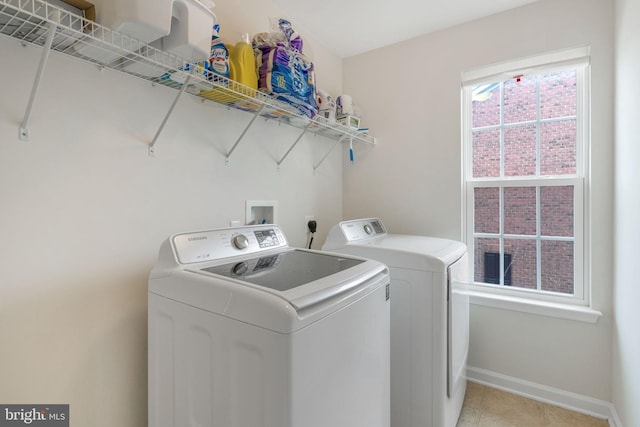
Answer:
(0, 0, 376, 148)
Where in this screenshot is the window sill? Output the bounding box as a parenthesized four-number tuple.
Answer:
(467, 290, 602, 323)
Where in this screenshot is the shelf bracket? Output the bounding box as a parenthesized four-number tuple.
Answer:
(313, 135, 347, 173)
(19, 21, 57, 141)
(148, 74, 192, 156)
(276, 123, 311, 170)
(225, 104, 266, 165)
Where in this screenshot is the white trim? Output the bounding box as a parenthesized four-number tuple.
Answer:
(468, 290, 602, 323)
(466, 366, 619, 425)
(470, 176, 582, 186)
(578, 63, 592, 311)
(609, 405, 624, 427)
(461, 45, 590, 86)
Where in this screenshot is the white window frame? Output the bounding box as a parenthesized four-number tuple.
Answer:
(461, 47, 592, 310)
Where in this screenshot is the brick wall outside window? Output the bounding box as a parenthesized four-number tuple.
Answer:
(471, 71, 577, 294)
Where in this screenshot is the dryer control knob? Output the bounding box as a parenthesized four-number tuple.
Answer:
(232, 234, 249, 250)
(364, 224, 374, 235)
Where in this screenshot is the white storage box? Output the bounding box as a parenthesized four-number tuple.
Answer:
(160, 0, 216, 61)
(75, 0, 215, 66)
(90, 0, 215, 60)
(91, 0, 173, 42)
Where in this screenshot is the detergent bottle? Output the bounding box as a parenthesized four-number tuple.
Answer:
(208, 24, 229, 79)
(228, 33, 258, 90)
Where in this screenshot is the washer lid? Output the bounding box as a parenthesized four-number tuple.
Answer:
(201, 249, 364, 291)
(197, 249, 384, 310)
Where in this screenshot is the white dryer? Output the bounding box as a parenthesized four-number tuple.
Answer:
(149, 224, 390, 427)
(323, 218, 470, 427)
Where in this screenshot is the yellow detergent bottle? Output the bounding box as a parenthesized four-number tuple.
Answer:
(229, 33, 258, 91)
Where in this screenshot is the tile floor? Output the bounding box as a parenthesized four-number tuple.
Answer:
(456, 382, 609, 427)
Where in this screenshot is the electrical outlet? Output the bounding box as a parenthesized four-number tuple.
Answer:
(304, 215, 316, 233)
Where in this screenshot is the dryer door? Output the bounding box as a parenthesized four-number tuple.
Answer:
(447, 252, 470, 398)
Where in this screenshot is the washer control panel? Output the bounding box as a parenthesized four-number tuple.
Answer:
(339, 218, 387, 242)
(231, 234, 249, 250)
(172, 225, 288, 264)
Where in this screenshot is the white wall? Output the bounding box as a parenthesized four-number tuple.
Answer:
(0, 16, 343, 425)
(343, 0, 614, 401)
(613, 0, 640, 425)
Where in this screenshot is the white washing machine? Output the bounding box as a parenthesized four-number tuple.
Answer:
(323, 218, 470, 427)
(148, 224, 390, 427)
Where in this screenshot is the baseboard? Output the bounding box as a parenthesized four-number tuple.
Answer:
(608, 406, 623, 427)
(467, 366, 622, 426)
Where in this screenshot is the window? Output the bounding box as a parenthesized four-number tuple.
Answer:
(462, 48, 590, 305)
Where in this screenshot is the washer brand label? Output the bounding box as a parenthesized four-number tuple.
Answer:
(0, 405, 68, 426)
(187, 236, 207, 241)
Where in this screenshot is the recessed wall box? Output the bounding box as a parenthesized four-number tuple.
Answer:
(245, 200, 278, 225)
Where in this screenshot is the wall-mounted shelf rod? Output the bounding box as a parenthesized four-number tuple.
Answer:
(277, 123, 311, 170)
(313, 135, 347, 172)
(225, 104, 266, 165)
(19, 21, 56, 141)
(148, 75, 192, 156)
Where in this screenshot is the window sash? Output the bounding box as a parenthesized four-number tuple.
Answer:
(461, 53, 590, 306)
(465, 179, 584, 302)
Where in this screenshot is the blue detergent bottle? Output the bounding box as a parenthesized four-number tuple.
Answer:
(207, 24, 229, 79)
